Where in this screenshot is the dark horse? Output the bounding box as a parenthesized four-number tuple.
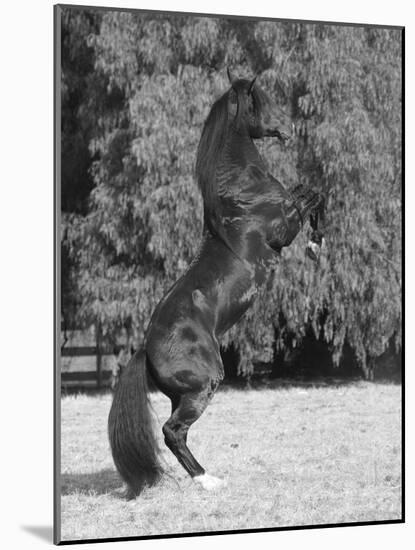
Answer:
(108, 70, 325, 497)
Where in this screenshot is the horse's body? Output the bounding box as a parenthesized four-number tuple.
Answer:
(109, 71, 325, 497)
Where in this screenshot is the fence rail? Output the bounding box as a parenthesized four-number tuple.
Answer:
(60, 332, 116, 389)
(62, 369, 112, 386)
(61, 346, 113, 357)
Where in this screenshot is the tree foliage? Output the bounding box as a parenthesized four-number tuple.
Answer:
(61, 8, 402, 376)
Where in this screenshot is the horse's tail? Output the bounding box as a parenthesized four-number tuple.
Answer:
(108, 350, 163, 498)
(291, 184, 324, 223)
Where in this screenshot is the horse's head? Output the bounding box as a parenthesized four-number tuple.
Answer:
(227, 68, 292, 142)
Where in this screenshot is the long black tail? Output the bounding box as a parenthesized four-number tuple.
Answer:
(108, 350, 163, 498)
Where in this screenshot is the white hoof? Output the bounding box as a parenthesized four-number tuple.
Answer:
(306, 240, 321, 261)
(194, 473, 226, 491)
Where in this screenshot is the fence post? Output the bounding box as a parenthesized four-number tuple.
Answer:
(96, 322, 102, 389)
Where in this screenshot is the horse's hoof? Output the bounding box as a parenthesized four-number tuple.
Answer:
(306, 240, 320, 261)
(193, 473, 226, 491)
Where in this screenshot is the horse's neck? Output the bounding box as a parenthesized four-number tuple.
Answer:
(227, 128, 263, 168)
(217, 128, 265, 190)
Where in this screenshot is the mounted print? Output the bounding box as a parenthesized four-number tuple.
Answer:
(55, 3, 403, 545)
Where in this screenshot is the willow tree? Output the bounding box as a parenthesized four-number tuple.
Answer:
(256, 23, 402, 375)
(62, 8, 402, 376)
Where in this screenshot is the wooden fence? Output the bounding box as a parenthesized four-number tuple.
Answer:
(60, 345, 115, 389)
(60, 324, 120, 389)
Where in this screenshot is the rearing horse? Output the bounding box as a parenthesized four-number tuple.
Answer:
(108, 70, 325, 497)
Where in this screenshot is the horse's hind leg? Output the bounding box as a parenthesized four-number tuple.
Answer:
(163, 387, 225, 490)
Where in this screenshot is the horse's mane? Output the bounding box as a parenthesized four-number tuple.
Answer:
(195, 91, 231, 242)
(195, 83, 267, 218)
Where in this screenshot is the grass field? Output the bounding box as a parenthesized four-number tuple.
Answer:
(60, 380, 402, 542)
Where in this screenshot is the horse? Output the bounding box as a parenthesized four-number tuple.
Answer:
(108, 69, 326, 498)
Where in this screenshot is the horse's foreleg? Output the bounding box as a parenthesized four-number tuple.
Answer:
(162, 387, 226, 490)
(306, 196, 326, 261)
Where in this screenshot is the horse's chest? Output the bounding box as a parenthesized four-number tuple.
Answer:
(228, 265, 262, 311)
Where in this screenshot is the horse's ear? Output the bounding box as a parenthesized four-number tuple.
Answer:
(248, 76, 257, 95)
(227, 67, 238, 88)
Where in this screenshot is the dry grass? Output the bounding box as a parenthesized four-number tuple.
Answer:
(60, 381, 402, 542)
